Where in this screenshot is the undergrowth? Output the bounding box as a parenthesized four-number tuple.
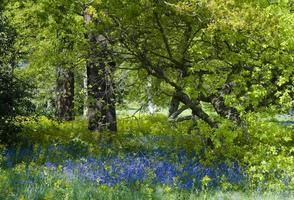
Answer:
(0, 113, 293, 199)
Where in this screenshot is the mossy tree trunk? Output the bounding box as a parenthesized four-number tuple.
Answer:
(85, 13, 117, 132)
(55, 66, 75, 121)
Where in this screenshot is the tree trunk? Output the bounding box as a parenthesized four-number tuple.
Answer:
(168, 94, 180, 118)
(174, 91, 218, 128)
(55, 66, 75, 121)
(147, 78, 157, 114)
(86, 60, 117, 132)
(83, 67, 88, 118)
(85, 13, 117, 132)
(210, 82, 242, 124)
(211, 95, 241, 124)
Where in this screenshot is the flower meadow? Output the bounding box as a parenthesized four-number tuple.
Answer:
(2, 145, 245, 189)
(0, 115, 293, 199)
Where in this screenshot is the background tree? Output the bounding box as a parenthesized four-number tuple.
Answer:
(7, 0, 119, 131)
(6, 0, 87, 121)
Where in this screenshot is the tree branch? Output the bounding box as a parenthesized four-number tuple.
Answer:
(153, 12, 173, 60)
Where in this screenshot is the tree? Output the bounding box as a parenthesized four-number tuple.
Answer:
(84, 4, 117, 132)
(55, 66, 75, 121)
(46, 2, 78, 121)
(106, 0, 293, 129)
(8, 0, 118, 131)
(6, 0, 85, 120)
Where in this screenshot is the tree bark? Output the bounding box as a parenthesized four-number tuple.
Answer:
(211, 95, 241, 124)
(174, 90, 218, 128)
(210, 82, 242, 124)
(55, 66, 75, 121)
(86, 60, 117, 132)
(85, 12, 117, 132)
(83, 67, 88, 118)
(168, 94, 180, 118)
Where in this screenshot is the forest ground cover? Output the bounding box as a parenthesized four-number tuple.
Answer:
(0, 113, 293, 200)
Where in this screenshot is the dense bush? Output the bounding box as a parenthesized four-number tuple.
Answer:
(0, 72, 35, 144)
(201, 113, 293, 191)
(0, 9, 34, 144)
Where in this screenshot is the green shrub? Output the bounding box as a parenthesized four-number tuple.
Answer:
(199, 112, 293, 191)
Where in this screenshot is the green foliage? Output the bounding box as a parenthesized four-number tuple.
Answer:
(0, 7, 34, 144)
(1, 0, 293, 197)
(6, 0, 294, 126)
(19, 116, 97, 150)
(19, 115, 196, 155)
(0, 74, 35, 144)
(6, 0, 87, 116)
(100, 0, 294, 126)
(243, 113, 293, 191)
(199, 113, 293, 191)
